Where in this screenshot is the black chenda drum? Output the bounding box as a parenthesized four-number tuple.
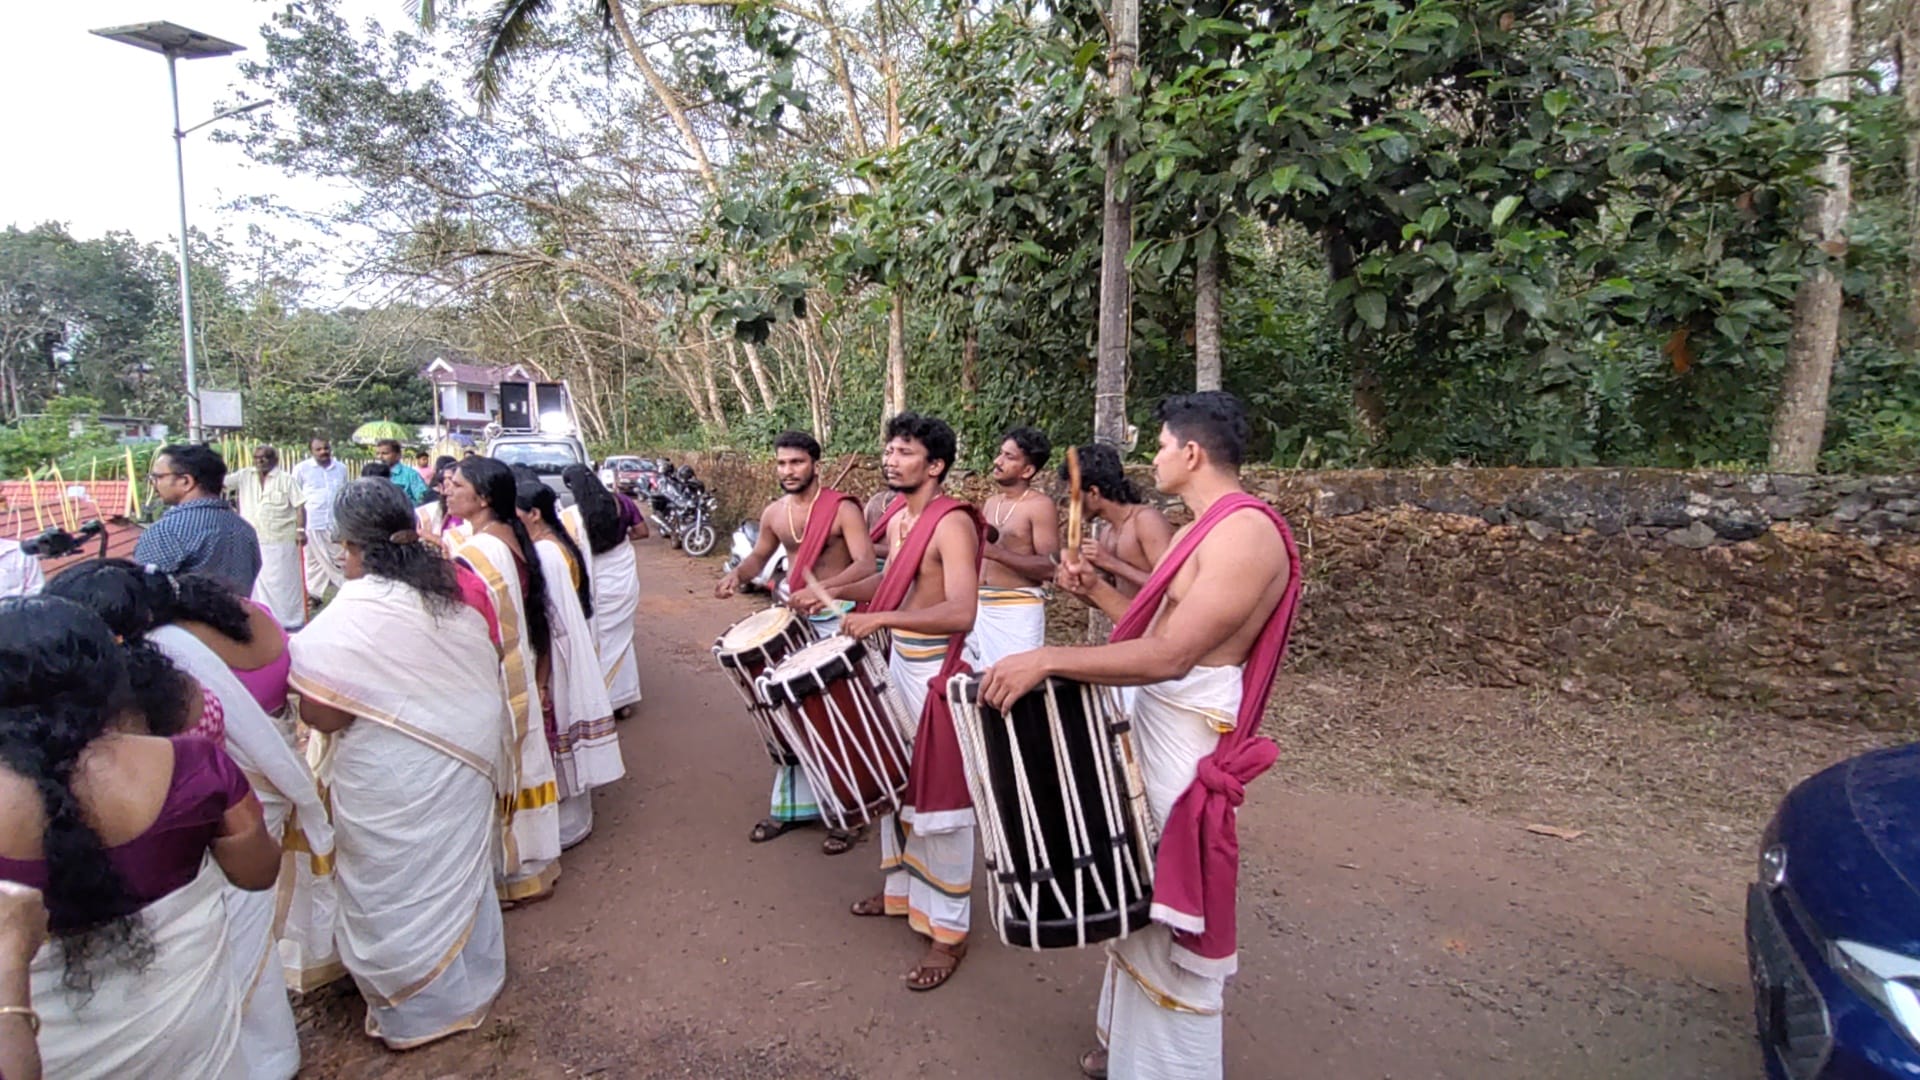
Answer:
(945, 675, 1156, 950)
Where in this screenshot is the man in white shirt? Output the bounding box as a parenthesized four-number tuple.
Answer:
(226, 445, 308, 628)
(0, 493, 45, 599)
(292, 437, 349, 604)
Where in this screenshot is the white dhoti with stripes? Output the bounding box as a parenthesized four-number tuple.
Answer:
(879, 631, 971, 943)
(1096, 665, 1243, 1080)
(964, 585, 1046, 668)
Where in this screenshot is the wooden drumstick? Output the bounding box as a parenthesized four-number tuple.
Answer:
(1065, 446, 1084, 567)
(803, 568, 835, 613)
(827, 453, 858, 492)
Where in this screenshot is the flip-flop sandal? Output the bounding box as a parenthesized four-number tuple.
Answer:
(905, 942, 967, 991)
(749, 818, 799, 843)
(821, 828, 859, 855)
(849, 893, 889, 917)
(1078, 1049, 1108, 1078)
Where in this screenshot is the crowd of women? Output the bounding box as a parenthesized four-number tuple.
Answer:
(0, 456, 648, 1079)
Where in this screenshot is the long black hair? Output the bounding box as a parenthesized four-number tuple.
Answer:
(458, 456, 552, 659)
(517, 479, 593, 619)
(45, 560, 252, 737)
(0, 596, 155, 993)
(561, 465, 623, 555)
(333, 480, 462, 617)
(430, 456, 458, 517)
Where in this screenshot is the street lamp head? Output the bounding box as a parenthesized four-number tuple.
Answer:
(90, 21, 245, 59)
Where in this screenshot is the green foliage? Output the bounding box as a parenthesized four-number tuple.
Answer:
(0, 397, 118, 478)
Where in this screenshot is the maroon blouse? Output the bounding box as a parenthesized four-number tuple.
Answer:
(0, 737, 252, 930)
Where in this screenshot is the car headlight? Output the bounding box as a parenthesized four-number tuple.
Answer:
(1759, 844, 1787, 890)
(1831, 939, 1920, 1047)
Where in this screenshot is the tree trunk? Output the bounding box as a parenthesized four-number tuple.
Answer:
(701, 343, 729, 435)
(741, 340, 777, 412)
(1194, 225, 1223, 391)
(1094, 0, 1139, 449)
(606, 0, 719, 196)
(1325, 226, 1387, 440)
(1769, 0, 1853, 473)
(1900, 6, 1920, 345)
(962, 327, 979, 410)
(886, 290, 908, 417)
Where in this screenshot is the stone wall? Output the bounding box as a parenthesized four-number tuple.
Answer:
(661, 451, 1920, 728)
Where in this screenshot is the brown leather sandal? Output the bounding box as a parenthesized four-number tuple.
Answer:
(905, 940, 968, 991)
(850, 893, 889, 917)
(1078, 1048, 1108, 1078)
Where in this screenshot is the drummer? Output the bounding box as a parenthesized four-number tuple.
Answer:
(715, 431, 877, 855)
(980, 392, 1301, 1080)
(967, 426, 1060, 668)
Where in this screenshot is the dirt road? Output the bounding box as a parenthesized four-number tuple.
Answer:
(298, 541, 1761, 1078)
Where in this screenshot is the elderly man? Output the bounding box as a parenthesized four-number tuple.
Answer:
(134, 443, 262, 594)
(376, 439, 430, 506)
(225, 445, 308, 628)
(293, 437, 350, 603)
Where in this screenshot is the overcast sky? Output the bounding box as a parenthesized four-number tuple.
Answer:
(0, 0, 395, 275)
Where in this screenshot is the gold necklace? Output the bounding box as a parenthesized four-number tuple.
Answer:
(785, 490, 818, 541)
(991, 488, 1030, 531)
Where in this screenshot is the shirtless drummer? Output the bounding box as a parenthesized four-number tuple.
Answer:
(716, 430, 877, 855)
(1062, 442, 1173, 599)
(968, 426, 1061, 667)
(982, 392, 1301, 1079)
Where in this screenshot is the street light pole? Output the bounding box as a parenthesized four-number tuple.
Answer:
(91, 21, 255, 445)
(166, 50, 203, 443)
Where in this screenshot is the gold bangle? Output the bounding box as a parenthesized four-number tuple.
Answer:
(0, 1005, 38, 1035)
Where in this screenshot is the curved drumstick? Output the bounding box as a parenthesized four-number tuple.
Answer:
(1065, 446, 1084, 567)
(803, 568, 835, 613)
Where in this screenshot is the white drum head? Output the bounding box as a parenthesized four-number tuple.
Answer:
(719, 606, 800, 655)
(764, 634, 858, 682)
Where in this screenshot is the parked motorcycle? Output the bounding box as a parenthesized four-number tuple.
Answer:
(648, 469, 718, 557)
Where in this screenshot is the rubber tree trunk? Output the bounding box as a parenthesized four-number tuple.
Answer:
(962, 327, 979, 410)
(1195, 226, 1223, 391)
(1769, 0, 1853, 472)
(886, 291, 908, 419)
(1325, 226, 1387, 441)
(1093, 0, 1139, 449)
(1901, 6, 1920, 345)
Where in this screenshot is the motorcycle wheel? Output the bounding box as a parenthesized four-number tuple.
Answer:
(683, 523, 717, 557)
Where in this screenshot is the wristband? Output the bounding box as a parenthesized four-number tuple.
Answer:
(0, 1005, 38, 1035)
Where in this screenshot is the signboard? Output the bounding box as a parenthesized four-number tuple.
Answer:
(200, 390, 244, 430)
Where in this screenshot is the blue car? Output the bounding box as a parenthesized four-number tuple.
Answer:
(1747, 742, 1920, 1079)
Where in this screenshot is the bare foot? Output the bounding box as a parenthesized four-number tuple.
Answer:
(1078, 1047, 1108, 1078)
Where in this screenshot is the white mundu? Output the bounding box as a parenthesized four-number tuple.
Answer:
(1097, 664, 1243, 1080)
(150, 625, 331, 1080)
(561, 505, 643, 712)
(965, 584, 1046, 668)
(450, 530, 562, 900)
(289, 575, 511, 1048)
(30, 857, 247, 1080)
(878, 631, 973, 944)
(534, 537, 624, 848)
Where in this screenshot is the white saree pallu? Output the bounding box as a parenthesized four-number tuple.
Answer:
(562, 506, 643, 711)
(879, 632, 972, 945)
(304, 526, 345, 600)
(451, 531, 562, 900)
(536, 539, 624, 849)
(288, 576, 510, 1049)
(252, 541, 306, 629)
(32, 856, 247, 1080)
(964, 585, 1047, 668)
(150, 625, 333, 1080)
(1096, 664, 1243, 1080)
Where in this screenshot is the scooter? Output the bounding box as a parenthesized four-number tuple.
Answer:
(723, 520, 788, 592)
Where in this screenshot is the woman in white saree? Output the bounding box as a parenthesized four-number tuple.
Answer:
(48, 561, 333, 1080)
(289, 480, 511, 1049)
(0, 595, 283, 1079)
(517, 479, 624, 849)
(560, 465, 644, 716)
(445, 457, 563, 903)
